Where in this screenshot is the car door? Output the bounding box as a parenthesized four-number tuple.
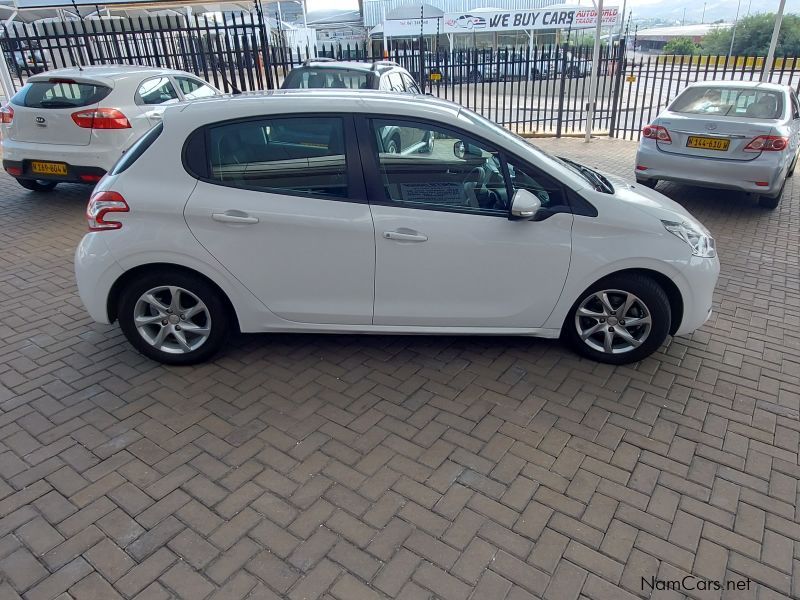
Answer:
(135, 76, 181, 126)
(183, 114, 376, 325)
(358, 115, 573, 328)
(789, 91, 800, 159)
(173, 75, 219, 100)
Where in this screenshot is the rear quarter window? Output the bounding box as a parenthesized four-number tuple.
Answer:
(12, 80, 112, 109)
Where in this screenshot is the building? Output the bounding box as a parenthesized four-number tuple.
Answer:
(635, 23, 730, 52)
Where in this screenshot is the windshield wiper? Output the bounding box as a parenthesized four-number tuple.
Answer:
(558, 157, 614, 194)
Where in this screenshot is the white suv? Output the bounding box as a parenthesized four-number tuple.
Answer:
(75, 90, 719, 366)
(1, 65, 220, 192)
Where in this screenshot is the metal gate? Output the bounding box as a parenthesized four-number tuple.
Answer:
(1, 11, 273, 96)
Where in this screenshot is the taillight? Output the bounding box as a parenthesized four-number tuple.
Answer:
(87, 191, 129, 231)
(0, 104, 13, 124)
(72, 108, 131, 130)
(744, 135, 788, 152)
(642, 125, 671, 144)
(5, 165, 22, 177)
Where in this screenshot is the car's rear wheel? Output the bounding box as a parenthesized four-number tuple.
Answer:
(635, 177, 657, 189)
(757, 180, 785, 210)
(17, 179, 58, 192)
(562, 274, 671, 364)
(118, 269, 230, 365)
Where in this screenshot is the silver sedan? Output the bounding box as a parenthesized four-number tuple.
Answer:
(634, 80, 800, 209)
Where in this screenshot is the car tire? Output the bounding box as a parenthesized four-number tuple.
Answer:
(17, 179, 58, 192)
(118, 269, 231, 365)
(386, 136, 401, 154)
(757, 179, 785, 210)
(635, 177, 657, 189)
(562, 273, 671, 365)
(787, 152, 797, 177)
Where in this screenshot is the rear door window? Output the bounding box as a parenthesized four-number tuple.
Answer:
(137, 77, 180, 105)
(12, 80, 111, 109)
(174, 76, 218, 100)
(205, 116, 349, 199)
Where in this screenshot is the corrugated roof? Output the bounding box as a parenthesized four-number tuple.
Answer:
(636, 23, 731, 39)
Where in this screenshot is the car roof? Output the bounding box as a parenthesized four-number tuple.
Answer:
(27, 65, 195, 87)
(295, 60, 401, 74)
(174, 89, 457, 122)
(684, 80, 790, 93)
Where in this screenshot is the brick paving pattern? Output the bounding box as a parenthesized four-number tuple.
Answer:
(0, 137, 798, 600)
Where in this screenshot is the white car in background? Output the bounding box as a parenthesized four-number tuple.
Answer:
(74, 90, 719, 366)
(1, 65, 220, 192)
(635, 81, 800, 209)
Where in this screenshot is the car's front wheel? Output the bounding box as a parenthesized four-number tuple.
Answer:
(17, 178, 58, 192)
(118, 269, 230, 365)
(563, 274, 671, 364)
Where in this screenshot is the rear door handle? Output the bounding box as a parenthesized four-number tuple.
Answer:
(212, 211, 259, 224)
(383, 230, 428, 242)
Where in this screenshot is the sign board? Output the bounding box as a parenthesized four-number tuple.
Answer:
(383, 7, 618, 37)
(443, 7, 619, 33)
(383, 18, 443, 37)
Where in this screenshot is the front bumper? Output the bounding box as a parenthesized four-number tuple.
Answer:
(636, 142, 788, 197)
(3, 159, 106, 184)
(674, 255, 720, 336)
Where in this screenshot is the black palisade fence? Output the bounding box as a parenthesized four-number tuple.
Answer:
(4, 16, 800, 140)
(1, 12, 273, 94)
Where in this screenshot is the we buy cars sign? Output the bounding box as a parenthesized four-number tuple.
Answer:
(442, 7, 619, 33)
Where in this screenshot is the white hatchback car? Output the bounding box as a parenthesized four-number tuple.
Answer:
(75, 90, 720, 365)
(635, 81, 800, 209)
(1, 65, 220, 192)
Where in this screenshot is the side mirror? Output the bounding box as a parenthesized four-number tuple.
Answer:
(454, 141, 465, 159)
(509, 188, 542, 220)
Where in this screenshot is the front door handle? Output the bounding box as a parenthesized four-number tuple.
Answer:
(212, 211, 259, 224)
(383, 230, 428, 242)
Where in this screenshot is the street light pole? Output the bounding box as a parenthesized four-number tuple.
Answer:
(761, 0, 787, 82)
(729, 0, 742, 56)
(585, 0, 604, 142)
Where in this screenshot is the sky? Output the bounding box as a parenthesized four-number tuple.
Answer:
(305, 0, 798, 21)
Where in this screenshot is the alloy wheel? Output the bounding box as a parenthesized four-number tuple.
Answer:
(133, 286, 211, 354)
(574, 289, 652, 355)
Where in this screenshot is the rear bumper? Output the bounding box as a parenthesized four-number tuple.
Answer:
(636, 142, 789, 197)
(1, 137, 122, 175)
(3, 159, 106, 184)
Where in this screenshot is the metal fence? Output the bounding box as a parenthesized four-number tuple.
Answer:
(269, 41, 626, 137)
(614, 53, 800, 140)
(5, 14, 800, 142)
(1, 12, 273, 95)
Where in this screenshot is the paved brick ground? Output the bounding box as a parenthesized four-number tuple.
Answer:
(0, 137, 798, 600)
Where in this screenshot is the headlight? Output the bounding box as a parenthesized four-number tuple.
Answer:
(662, 220, 716, 258)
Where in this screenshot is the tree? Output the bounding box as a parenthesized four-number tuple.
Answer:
(702, 13, 800, 56)
(663, 37, 699, 55)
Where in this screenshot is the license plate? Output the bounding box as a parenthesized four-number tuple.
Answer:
(30, 161, 68, 176)
(429, 73, 442, 81)
(686, 136, 730, 151)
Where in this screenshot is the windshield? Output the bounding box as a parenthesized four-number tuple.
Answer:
(670, 86, 784, 119)
(462, 107, 613, 193)
(283, 68, 371, 90)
